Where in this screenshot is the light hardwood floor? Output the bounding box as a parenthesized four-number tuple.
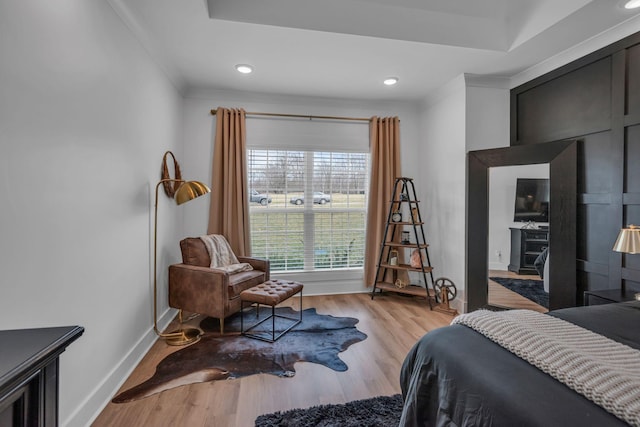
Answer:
(92, 293, 454, 427)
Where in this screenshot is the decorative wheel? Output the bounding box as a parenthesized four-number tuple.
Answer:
(434, 277, 457, 301)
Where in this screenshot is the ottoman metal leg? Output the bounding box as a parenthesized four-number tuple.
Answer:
(241, 290, 303, 342)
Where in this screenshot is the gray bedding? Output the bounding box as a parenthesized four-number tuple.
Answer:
(399, 301, 640, 426)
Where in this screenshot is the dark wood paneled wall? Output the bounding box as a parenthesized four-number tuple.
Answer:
(511, 32, 640, 304)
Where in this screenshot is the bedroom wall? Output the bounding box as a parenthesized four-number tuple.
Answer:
(0, 2, 185, 425)
(181, 89, 421, 295)
(416, 75, 510, 312)
(416, 76, 467, 310)
(465, 77, 510, 152)
(465, 78, 512, 273)
(511, 30, 640, 305)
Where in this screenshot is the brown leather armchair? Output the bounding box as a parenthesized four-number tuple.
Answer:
(168, 237, 269, 334)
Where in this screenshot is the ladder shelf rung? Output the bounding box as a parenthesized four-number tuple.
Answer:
(374, 282, 436, 297)
(384, 242, 429, 249)
(379, 263, 433, 273)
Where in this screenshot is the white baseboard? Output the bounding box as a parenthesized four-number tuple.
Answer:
(64, 308, 176, 427)
(301, 279, 369, 296)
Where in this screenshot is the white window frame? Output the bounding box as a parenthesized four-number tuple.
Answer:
(248, 149, 369, 275)
(245, 117, 370, 281)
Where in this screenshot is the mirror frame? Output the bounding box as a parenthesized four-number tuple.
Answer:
(466, 140, 577, 312)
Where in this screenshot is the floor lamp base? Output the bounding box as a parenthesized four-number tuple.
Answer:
(164, 327, 202, 346)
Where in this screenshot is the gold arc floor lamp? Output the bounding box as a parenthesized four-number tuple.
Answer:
(612, 224, 640, 301)
(153, 177, 210, 346)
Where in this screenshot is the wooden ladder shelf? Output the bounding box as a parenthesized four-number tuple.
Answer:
(371, 177, 438, 309)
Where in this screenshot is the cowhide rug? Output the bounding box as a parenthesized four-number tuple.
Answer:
(112, 307, 367, 403)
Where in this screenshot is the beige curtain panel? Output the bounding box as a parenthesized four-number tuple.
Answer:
(364, 116, 402, 286)
(207, 107, 251, 256)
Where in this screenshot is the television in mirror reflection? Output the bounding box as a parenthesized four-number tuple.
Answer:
(514, 178, 549, 223)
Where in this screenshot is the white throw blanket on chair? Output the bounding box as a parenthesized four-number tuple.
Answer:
(199, 234, 253, 274)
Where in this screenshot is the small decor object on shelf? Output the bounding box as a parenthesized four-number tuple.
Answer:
(391, 210, 402, 222)
(394, 278, 408, 288)
(401, 231, 411, 244)
(389, 249, 399, 266)
(410, 249, 423, 268)
(400, 193, 409, 201)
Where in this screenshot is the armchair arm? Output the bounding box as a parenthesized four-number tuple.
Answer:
(237, 256, 270, 281)
(168, 264, 230, 319)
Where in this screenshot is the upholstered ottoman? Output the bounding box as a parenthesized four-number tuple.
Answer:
(240, 279, 303, 342)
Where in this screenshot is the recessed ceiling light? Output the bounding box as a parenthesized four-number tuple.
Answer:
(383, 77, 399, 86)
(235, 64, 254, 74)
(625, 0, 640, 9)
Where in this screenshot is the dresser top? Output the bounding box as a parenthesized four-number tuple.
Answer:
(0, 326, 84, 392)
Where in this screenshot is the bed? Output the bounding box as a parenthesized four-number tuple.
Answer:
(399, 301, 640, 426)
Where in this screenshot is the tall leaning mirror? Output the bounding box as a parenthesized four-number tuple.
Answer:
(466, 140, 577, 312)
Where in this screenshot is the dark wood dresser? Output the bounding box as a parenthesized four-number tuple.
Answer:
(508, 227, 549, 275)
(0, 326, 84, 426)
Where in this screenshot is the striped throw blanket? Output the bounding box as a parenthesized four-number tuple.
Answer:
(199, 234, 253, 274)
(452, 309, 640, 426)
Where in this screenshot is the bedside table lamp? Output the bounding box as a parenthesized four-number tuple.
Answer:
(613, 225, 640, 254)
(612, 225, 640, 300)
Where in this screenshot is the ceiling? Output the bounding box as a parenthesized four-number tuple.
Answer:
(111, 0, 640, 101)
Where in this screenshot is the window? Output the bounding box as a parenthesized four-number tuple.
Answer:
(248, 149, 369, 272)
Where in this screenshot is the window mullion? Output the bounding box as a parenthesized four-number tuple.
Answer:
(303, 152, 315, 270)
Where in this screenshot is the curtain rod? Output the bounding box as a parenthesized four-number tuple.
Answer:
(210, 108, 371, 122)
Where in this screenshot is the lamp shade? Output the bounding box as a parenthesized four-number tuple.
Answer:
(175, 180, 210, 205)
(613, 225, 640, 254)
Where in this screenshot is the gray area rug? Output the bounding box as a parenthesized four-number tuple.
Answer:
(254, 394, 403, 426)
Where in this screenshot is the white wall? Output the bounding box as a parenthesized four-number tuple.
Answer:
(415, 76, 467, 310)
(0, 1, 184, 425)
(465, 77, 513, 272)
(416, 74, 510, 312)
(181, 89, 421, 294)
(488, 164, 550, 270)
(465, 76, 510, 152)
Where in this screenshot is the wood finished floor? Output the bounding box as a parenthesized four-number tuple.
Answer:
(93, 282, 544, 426)
(487, 269, 548, 313)
(92, 293, 454, 427)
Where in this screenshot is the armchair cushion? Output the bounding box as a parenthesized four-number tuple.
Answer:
(228, 270, 268, 298)
(180, 238, 210, 267)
